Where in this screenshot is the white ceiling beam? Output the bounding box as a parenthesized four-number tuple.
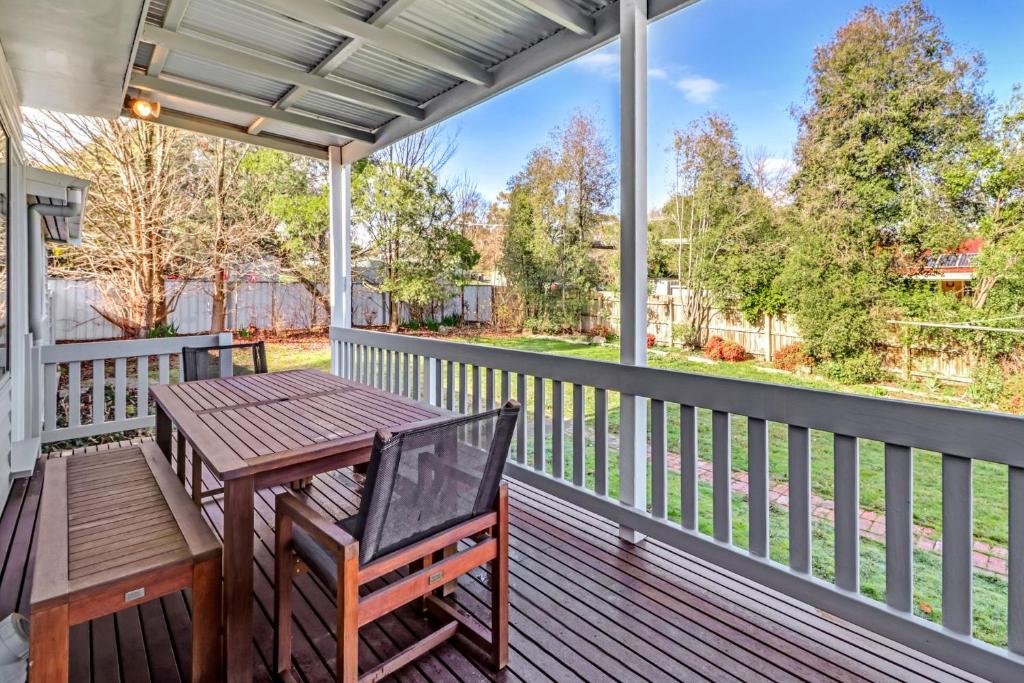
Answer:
(248, 0, 494, 87)
(248, 0, 420, 135)
(514, 0, 595, 36)
(147, 0, 192, 77)
(340, 0, 701, 164)
(140, 24, 425, 121)
(124, 107, 329, 158)
(130, 73, 376, 142)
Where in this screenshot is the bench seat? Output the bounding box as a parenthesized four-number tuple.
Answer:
(29, 442, 221, 683)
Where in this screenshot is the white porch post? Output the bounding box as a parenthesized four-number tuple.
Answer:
(328, 145, 352, 376)
(618, 0, 649, 542)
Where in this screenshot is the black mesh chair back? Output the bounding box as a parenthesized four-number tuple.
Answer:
(351, 400, 519, 564)
(182, 341, 268, 382)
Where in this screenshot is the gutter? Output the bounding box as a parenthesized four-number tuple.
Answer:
(27, 193, 84, 340)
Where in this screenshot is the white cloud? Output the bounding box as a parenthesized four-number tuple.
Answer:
(575, 48, 619, 79)
(760, 157, 797, 178)
(675, 76, 721, 104)
(648, 67, 669, 80)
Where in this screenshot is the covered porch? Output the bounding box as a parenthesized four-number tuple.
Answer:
(0, 439, 980, 682)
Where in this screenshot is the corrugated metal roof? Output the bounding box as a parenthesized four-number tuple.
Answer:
(391, 0, 554, 67)
(332, 44, 458, 104)
(181, 0, 343, 71)
(126, 0, 635, 158)
(162, 52, 291, 103)
(292, 90, 394, 130)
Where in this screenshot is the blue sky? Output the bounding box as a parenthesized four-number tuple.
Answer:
(439, 0, 1024, 210)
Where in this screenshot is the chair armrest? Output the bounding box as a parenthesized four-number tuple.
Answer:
(276, 492, 358, 555)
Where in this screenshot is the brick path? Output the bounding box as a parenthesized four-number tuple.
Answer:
(666, 452, 1008, 577)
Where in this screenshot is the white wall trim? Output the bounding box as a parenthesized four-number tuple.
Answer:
(0, 39, 23, 157)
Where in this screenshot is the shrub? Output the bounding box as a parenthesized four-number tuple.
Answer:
(588, 323, 616, 341)
(646, 333, 657, 349)
(703, 336, 726, 358)
(147, 322, 177, 338)
(773, 342, 812, 372)
(704, 336, 748, 362)
(719, 340, 749, 362)
(969, 362, 1005, 405)
(672, 323, 701, 348)
(1000, 374, 1024, 414)
(820, 352, 887, 384)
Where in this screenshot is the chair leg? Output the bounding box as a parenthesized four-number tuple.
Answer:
(274, 515, 295, 677)
(491, 486, 510, 670)
(337, 549, 360, 683)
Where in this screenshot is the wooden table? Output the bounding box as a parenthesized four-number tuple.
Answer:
(150, 369, 450, 682)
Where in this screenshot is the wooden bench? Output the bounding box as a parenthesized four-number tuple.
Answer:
(29, 443, 222, 683)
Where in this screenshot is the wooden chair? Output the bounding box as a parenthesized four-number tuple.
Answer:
(182, 340, 267, 382)
(274, 400, 520, 683)
(180, 340, 268, 503)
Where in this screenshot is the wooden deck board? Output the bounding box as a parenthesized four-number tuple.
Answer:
(0, 440, 986, 682)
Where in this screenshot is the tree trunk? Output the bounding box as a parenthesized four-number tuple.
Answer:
(389, 295, 400, 332)
(211, 272, 227, 333)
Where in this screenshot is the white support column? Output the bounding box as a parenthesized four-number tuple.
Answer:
(618, 0, 649, 543)
(328, 146, 353, 375)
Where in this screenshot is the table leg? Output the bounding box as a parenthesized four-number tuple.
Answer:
(192, 555, 223, 683)
(155, 405, 172, 461)
(176, 432, 187, 484)
(223, 477, 254, 683)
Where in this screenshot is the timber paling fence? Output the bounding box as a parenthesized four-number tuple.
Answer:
(47, 279, 494, 341)
(585, 287, 974, 383)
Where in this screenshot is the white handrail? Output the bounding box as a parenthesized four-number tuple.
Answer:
(330, 325, 1024, 682)
(41, 333, 228, 444)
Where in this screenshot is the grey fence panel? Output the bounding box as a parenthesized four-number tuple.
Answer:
(50, 279, 493, 340)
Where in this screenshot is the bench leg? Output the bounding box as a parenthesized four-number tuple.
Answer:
(29, 603, 69, 683)
(156, 405, 172, 461)
(192, 556, 222, 683)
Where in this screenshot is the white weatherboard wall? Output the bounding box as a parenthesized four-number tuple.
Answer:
(1, 37, 32, 509)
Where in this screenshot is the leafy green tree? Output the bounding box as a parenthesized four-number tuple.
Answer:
(499, 112, 614, 331)
(241, 149, 332, 323)
(782, 0, 988, 367)
(972, 87, 1024, 309)
(666, 114, 782, 347)
(353, 161, 478, 331)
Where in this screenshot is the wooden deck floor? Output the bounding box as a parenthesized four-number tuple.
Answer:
(0, 440, 984, 683)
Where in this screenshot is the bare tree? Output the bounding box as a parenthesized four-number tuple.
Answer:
(187, 138, 276, 332)
(26, 112, 199, 337)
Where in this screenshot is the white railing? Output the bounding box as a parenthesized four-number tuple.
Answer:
(331, 325, 1024, 681)
(40, 333, 228, 443)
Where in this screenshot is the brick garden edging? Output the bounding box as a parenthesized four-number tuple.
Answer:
(669, 454, 1008, 577)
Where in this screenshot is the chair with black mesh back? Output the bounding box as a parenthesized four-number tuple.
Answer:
(274, 400, 520, 683)
(181, 340, 267, 382)
(179, 340, 268, 503)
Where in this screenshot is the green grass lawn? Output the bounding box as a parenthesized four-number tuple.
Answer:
(265, 332, 1011, 646)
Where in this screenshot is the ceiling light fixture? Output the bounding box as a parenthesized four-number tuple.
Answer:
(128, 97, 161, 119)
